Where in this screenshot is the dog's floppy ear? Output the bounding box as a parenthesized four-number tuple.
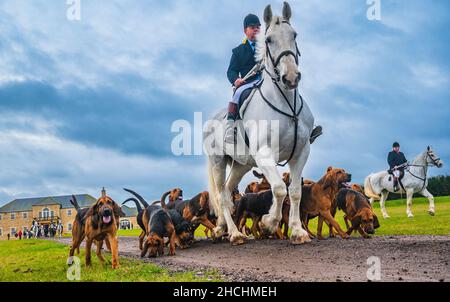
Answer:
(111, 199, 126, 218)
(87, 202, 100, 229)
(323, 172, 335, 190)
(199, 191, 210, 209)
(373, 214, 380, 229)
(351, 215, 361, 229)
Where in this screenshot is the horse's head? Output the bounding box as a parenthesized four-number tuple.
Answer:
(260, 2, 301, 90)
(426, 146, 444, 168)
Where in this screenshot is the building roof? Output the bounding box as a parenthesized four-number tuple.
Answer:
(121, 204, 138, 217)
(0, 194, 96, 213)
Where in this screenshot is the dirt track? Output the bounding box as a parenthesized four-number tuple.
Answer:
(55, 235, 450, 282)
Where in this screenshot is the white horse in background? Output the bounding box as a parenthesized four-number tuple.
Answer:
(364, 147, 444, 219)
(204, 2, 315, 245)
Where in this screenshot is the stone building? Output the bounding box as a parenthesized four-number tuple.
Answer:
(0, 194, 138, 239)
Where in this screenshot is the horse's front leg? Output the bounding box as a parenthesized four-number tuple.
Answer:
(406, 189, 414, 218)
(255, 148, 287, 234)
(223, 164, 252, 245)
(380, 191, 390, 219)
(288, 158, 311, 244)
(420, 188, 436, 216)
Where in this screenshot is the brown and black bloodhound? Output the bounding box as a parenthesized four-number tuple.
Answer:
(69, 189, 124, 269)
(300, 167, 352, 240)
(336, 188, 380, 238)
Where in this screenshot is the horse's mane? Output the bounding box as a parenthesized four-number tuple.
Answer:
(254, 30, 266, 63)
(254, 16, 290, 63)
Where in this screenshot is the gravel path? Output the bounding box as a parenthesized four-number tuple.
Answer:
(54, 235, 450, 282)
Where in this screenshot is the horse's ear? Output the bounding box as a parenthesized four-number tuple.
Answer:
(282, 2, 292, 21)
(327, 166, 333, 173)
(264, 5, 273, 25)
(427, 146, 431, 152)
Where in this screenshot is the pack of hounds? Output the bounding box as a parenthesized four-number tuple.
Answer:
(68, 166, 380, 269)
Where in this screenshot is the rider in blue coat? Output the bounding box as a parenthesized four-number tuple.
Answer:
(224, 14, 322, 145)
(388, 142, 408, 191)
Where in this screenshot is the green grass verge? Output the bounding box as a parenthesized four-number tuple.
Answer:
(0, 240, 221, 282)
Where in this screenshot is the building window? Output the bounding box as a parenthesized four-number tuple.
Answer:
(11, 213, 15, 220)
(23, 212, 28, 219)
(68, 223, 72, 231)
(0, 214, 2, 221)
(42, 208, 49, 219)
(67, 209, 72, 216)
(0, 228, 2, 236)
(11, 228, 17, 236)
(50, 210, 54, 218)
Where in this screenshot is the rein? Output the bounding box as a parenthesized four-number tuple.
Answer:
(405, 152, 440, 192)
(258, 22, 304, 167)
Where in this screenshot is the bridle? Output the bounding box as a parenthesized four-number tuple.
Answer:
(264, 20, 301, 83)
(406, 151, 441, 191)
(254, 20, 304, 167)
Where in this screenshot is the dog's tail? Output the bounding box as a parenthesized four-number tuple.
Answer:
(70, 195, 81, 212)
(123, 188, 150, 208)
(207, 159, 220, 217)
(122, 198, 143, 213)
(159, 191, 171, 209)
(364, 175, 380, 201)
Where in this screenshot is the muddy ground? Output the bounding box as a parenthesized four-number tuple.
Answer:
(55, 235, 449, 282)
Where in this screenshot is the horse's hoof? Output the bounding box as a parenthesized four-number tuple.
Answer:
(230, 233, 246, 246)
(383, 215, 391, 219)
(407, 214, 414, 218)
(290, 229, 311, 245)
(428, 211, 435, 217)
(260, 215, 278, 233)
(213, 226, 226, 239)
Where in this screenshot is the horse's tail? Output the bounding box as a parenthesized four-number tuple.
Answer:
(122, 198, 143, 213)
(364, 175, 380, 200)
(207, 158, 220, 217)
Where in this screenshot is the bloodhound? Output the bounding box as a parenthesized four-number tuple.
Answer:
(300, 167, 352, 240)
(141, 205, 177, 257)
(336, 188, 380, 238)
(69, 189, 124, 269)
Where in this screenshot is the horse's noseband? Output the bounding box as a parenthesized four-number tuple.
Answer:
(265, 21, 301, 83)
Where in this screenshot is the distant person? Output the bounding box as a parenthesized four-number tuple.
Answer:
(7, 233, 10, 240)
(18, 230, 23, 240)
(388, 142, 408, 192)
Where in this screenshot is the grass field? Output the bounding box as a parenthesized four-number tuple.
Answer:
(115, 196, 450, 238)
(0, 240, 221, 282)
(0, 196, 448, 282)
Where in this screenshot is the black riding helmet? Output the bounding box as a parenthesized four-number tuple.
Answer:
(244, 14, 261, 29)
(393, 142, 400, 148)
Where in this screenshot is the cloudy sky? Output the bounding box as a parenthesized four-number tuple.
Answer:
(0, 0, 449, 206)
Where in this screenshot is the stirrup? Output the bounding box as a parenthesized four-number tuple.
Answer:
(310, 125, 323, 144)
